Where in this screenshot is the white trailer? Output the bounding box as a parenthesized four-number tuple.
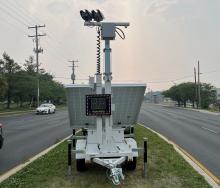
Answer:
(66, 10, 146, 185)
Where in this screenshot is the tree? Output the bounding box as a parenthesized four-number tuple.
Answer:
(200, 83, 217, 109)
(0, 53, 66, 109)
(163, 82, 216, 109)
(24, 56, 36, 75)
(0, 52, 21, 108)
(0, 76, 8, 99)
(12, 71, 37, 107)
(163, 85, 182, 106)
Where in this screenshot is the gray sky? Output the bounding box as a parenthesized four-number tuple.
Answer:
(0, 0, 220, 91)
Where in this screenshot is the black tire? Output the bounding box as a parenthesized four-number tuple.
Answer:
(48, 109, 50, 114)
(0, 135, 4, 149)
(76, 159, 87, 171)
(126, 157, 137, 171)
(53, 109, 56, 114)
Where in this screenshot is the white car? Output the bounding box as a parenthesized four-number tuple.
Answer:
(36, 103, 56, 115)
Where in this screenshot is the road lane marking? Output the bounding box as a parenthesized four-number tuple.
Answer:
(138, 123, 220, 187)
(201, 126, 218, 134)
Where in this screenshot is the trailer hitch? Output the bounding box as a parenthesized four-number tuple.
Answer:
(109, 167, 124, 185)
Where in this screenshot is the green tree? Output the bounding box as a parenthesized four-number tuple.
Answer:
(0, 53, 66, 109)
(163, 85, 182, 106)
(13, 71, 37, 107)
(24, 56, 36, 75)
(163, 82, 216, 109)
(0, 76, 8, 99)
(200, 83, 217, 109)
(0, 52, 21, 108)
(178, 83, 196, 107)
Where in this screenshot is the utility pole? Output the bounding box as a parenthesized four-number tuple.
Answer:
(28, 25, 46, 107)
(197, 60, 201, 109)
(194, 67, 198, 109)
(68, 60, 79, 84)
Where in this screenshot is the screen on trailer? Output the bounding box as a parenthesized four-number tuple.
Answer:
(86, 94, 111, 116)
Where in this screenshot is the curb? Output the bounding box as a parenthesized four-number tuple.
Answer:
(160, 104, 220, 116)
(0, 134, 73, 183)
(0, 110, 35, 117)
(138, 123, 220, 188)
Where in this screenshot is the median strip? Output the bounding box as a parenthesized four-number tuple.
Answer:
(0, 125, 213, 188)
(0, 134, 71, 183)
(139, 123, 220, 187)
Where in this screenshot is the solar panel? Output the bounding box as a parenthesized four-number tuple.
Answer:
(65, 83, 146, 128)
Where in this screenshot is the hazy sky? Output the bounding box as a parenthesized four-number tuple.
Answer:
(0, 0, 220, 91)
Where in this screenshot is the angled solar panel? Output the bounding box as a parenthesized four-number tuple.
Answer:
(65, 83, 146, 128)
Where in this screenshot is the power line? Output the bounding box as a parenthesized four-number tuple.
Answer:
(0, 5, 28, 27)
(8, 0, 42, 24)
(0, 1, 33, 26)
(1, 1, 72, 63)
(146, 68, 220, 85)
(7, 0, 74, 57)
(201, 69, 220, 75)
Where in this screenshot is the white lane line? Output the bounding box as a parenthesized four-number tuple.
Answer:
(201, 126, 218, 134)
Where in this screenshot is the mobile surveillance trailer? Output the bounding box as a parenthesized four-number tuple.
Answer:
(66, 10, 146, 185)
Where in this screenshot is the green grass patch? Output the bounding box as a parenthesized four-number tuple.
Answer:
(0, 125, 211, 188)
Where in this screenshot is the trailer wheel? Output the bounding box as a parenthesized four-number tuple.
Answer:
(126, 157, 137, 170)
(76, 159, 87, 171)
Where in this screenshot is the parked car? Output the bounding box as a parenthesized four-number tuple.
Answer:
(36, 103, 56, 115)
(0, 123, 4, 149)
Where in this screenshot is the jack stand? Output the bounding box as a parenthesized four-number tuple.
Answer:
(67, 140, 72, 176)
(143, 137, 148, 178)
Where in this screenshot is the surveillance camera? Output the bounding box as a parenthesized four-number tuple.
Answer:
(91, 9, 104, 22)
(80, 9, 93, 22)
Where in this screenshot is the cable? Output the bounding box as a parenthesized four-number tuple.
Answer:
(9, 0, 42, 24)
(96, 26, 101, 74)
(0, 1, 33, 26)
(201, 69, 220, 75)
(0, 5, 28, 27)
(4, 0, 73, 61)
(115, 27, 125, 40)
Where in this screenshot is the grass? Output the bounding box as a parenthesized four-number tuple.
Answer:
(0, 125, 211, 188)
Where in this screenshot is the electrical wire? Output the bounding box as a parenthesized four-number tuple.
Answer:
(0, 1, 33, 26)
(0, 5, 28, 27)
(115, 27, 125, 40)
(2, 1, 73, 64)
(96, 26, 101, 74)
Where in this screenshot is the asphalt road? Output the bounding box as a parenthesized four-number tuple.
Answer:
(0, 110, 71, 175)
(138, 103, 220, 179)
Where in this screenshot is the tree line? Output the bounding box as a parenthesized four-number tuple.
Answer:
(0, 52, 66, 109)
(163, 82, 217, 109)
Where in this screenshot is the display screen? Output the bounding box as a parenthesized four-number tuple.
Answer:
(86, 94, 111, 116)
